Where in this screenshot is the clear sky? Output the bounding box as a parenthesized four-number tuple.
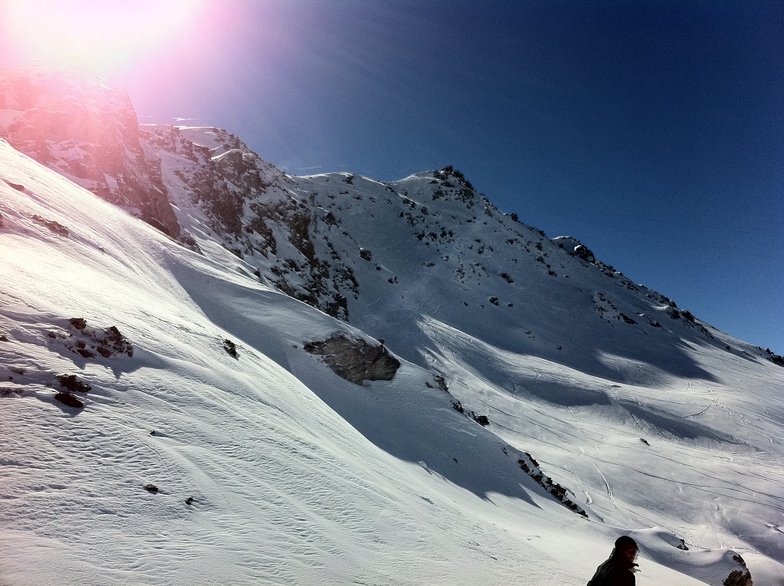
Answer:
(2, 0, 782, 353)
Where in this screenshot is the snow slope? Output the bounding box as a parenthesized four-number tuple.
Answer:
(294, 168, 784, 559)
(1, 134, 782, 586)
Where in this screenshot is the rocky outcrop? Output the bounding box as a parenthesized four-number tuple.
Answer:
(0, 71, 180, 237)
(517, 453, 588, 518)
(304, 334, 401, 385)
(141, 125, 357, 320)
(47, 317, 134, 360)
(723, 555, 753, 586)
(140, 125, 283, 240)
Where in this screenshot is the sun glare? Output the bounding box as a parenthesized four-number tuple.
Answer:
(1, 0, 205, 75)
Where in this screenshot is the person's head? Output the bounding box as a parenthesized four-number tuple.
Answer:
(613, 535, 638, 563)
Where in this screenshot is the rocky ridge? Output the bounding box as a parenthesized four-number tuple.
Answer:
(3, 72, 782, 377)
(0, 71, 179, 237)
(0, 71, 777, 584)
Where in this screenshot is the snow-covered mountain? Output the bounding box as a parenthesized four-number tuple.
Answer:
(2, 71, 783, 585)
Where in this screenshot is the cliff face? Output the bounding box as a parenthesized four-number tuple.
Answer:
(140, 124, 355, 320)
(0, 71, 180, 237)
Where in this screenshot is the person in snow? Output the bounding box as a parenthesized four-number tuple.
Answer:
(587, 535, 640, 586)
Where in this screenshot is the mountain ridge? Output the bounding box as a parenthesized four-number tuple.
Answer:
(2, 70, 782, 585)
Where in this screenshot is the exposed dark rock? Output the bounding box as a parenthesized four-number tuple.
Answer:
(303, 333, 401, 385)
(57, 319, 134, 359)
(54, 392, 84, 409)
(764, 348, 784, 367)
(472, 414, 490, 426)
(102, 326, 132, 357)
(723, 570, 752, 586)
(69, 317, 87, 330)
(429, 374, 448, 392)
(517, 454, 588, 518)
(223, 338, 238, 358)
(721, 554, 752, 586)
(452, 401, 491, 428)
(57, 374, 91, 393)
(571, 244, 596, 263)
(31, 214, 69, 236)
(434, 166, 475, 196)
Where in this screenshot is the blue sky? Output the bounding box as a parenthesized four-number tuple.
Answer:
(3, 0, 783, 353)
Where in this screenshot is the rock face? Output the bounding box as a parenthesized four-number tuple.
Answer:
(723, 570, 753, 586)
(303, 334, 401, 385)
(141, 125, 357, 320)
(0, 71, 180, 237)
(723, 555, 753, 586)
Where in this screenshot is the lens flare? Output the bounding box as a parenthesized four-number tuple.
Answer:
(1, 0, 206, 75)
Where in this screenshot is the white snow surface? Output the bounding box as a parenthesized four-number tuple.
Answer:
(1, 138, 783, 585)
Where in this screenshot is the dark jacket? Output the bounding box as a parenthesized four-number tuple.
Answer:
(587, 554, 637, 586)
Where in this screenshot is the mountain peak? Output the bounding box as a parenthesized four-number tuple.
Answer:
(1, 71, 782, 584)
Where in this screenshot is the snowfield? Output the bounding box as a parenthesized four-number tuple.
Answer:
(1, 135, 783, 585)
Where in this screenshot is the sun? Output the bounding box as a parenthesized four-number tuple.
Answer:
(0, 0, 206, 75)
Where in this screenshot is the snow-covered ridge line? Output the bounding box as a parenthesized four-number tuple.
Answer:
(2, 70, 782, 585)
